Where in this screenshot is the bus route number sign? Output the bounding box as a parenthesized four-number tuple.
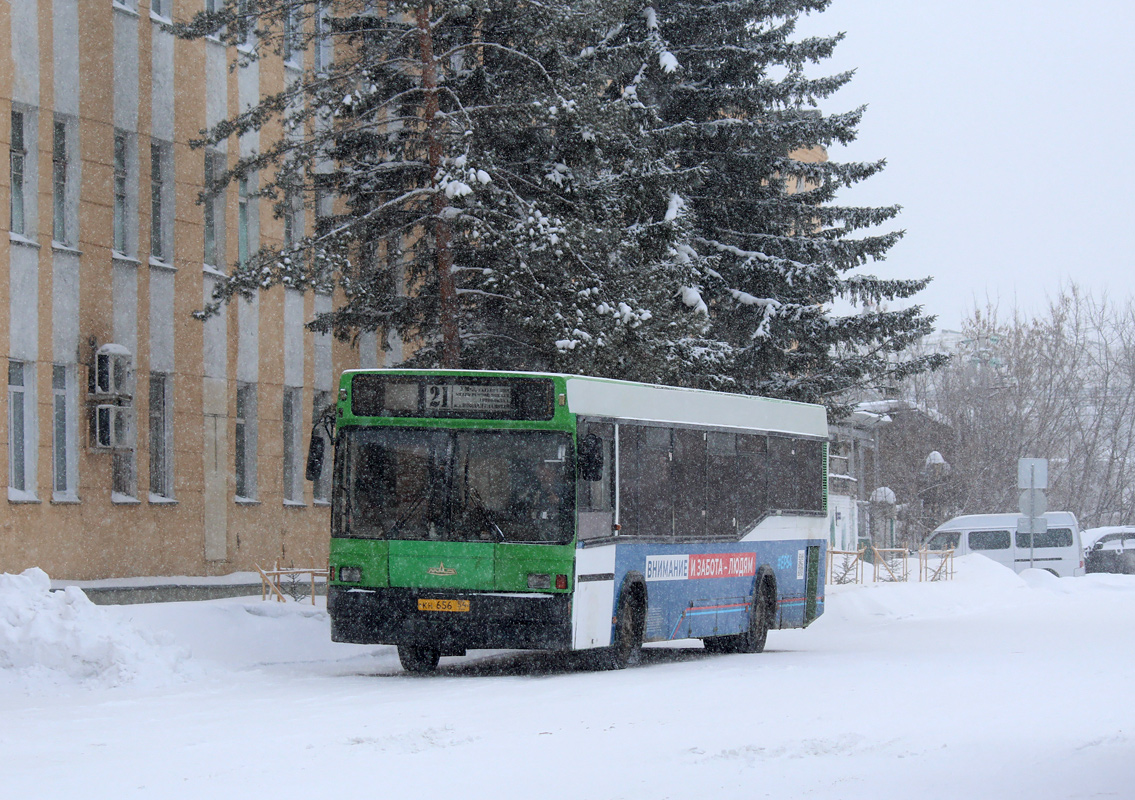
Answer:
(425, 383, 512, 413)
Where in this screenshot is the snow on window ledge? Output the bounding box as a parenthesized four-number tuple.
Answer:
(111, 492, 141, 505)
(203, 263, 227, 277)
(149, 256, 176, 272)
(283, 499, 307, 508)
(313, 499, 331, 508)
(234, 496, 260, 506)
(51, 241, 82, 255)
(9, 232, 40, 249)
(149, 493, 178, 505)
(51, 492, 81, 504)
(8, 488, 40, 504)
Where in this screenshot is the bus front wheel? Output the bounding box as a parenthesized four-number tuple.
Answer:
(398, 645, 440, 674)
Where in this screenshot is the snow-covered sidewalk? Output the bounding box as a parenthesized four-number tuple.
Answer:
(2, 556, 1133, 799)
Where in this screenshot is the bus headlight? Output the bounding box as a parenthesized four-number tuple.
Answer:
(527, 573, 551, 589)
(339, 567, 362, 583)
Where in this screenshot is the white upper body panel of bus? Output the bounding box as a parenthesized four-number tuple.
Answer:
(341, 369, 829, 439)
(563, 375, 828, 439)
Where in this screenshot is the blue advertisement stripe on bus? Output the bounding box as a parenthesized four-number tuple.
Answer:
(610, 538, 825, 642)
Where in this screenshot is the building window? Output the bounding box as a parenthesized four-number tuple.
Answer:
(203, 150, 223, 268)
(53, 120, 69, 245)
(283, 386, 302, 503)
(113, 451, 135, 498)
(52, 365, 78, 498)
(235, 382, 257, 499)
(113, 132, 129, 254)
(10, 110, 26, 235)
(149, 373, 173, 499)
(237, 176, 250, 266)
(236, 0, 256, 50)
(283, 2, 302, 67)
(150, 0, 169, 18)
(8, 361, 30, 494)
(313, 1, 331, 73)
(312, 389, 331, 503)
(150, 140, 171, 261)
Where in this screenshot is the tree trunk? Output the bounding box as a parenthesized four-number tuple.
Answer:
(417, 3, 460, 367)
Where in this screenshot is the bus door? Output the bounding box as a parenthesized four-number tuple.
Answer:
(804, 545, 821, 625)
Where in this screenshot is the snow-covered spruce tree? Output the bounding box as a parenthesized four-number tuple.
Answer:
(174, 0, 714, 380)
(633, 0, 945, 407)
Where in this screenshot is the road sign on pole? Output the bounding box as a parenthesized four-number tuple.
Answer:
(1018, 489, 1047, 517)
(1017, 458, 1048, 569)
(1017, 458, 1048, 490)
(1016, 516, 1048, 535)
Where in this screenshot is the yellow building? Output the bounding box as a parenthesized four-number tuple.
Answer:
(0, 1, 391, 580)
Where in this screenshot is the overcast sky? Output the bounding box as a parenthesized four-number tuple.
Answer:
(793, 0, 1135, 330)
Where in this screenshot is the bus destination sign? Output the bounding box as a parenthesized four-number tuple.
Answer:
(425, 383, 512, 412)
(350, 374, 555, 421)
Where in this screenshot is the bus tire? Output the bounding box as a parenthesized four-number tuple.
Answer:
(398, 645, 440, 674)
(738, 571, 775, 654)
(604, 583, 645, 670)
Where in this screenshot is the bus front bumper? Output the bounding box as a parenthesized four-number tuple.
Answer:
(327, 586, 572, 652)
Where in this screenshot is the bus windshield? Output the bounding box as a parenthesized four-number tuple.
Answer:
(336, 427, 574, 544)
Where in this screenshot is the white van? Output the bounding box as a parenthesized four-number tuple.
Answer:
(925, 512, 1085, 577)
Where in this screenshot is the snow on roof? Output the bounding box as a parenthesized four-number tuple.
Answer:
(1082, 526, 1135, 549)
(934, 512, 1079, 531)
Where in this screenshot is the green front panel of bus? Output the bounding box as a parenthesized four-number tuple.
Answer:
(388, 540, 497, 590)
(330, 538, 575, 592)
(329, 538, 391, 587)
(494, 543, 575, 591)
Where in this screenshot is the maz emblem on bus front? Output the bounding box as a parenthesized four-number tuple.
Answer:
(426, 562, 458, 577)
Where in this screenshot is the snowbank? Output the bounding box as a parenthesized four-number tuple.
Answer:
(0, 568, 190, 691)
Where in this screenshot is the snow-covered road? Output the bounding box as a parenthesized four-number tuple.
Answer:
(2, 557, 1133, 799)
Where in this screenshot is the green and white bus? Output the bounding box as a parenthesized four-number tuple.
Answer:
(313, 369, 828, 673)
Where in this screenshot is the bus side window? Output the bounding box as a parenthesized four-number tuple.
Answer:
(577, 422, 614, 539)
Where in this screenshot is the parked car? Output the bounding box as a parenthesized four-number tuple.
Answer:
(924, 512, 1085, 577)
(1082, 526, 1135, 575)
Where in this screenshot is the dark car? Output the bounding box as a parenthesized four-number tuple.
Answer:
(1082, 526, 1135, 574)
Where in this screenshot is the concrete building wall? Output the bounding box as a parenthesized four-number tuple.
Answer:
(0, 1, 374, 580)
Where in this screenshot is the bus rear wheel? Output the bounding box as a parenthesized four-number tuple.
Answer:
(398, 645, 440, 674)
(703, 575, 773, 655)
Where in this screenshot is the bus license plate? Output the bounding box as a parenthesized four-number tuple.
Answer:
(418, 598, 470, 613)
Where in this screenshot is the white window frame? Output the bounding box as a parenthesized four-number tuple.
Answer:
(10, 109, 26, 236)
(237, 176, 250, 266)
(312, 388, 332, 504)
(236, 0, 256, 52)
(235, 381, 258, 500)
(52, 364, 79, 500)
(203, 149, 225, 270)
(148, 372, 174, 500)
(8, 360, 36, 500)
(113, 131, 130, 255)
(149, 0, 170, 21)
(52, 119, 69, 246)
(313, 1, 331, 74)
(283, 386, 303, 504)
(283, 2, 303, 68)
(150, 140, 173, 263)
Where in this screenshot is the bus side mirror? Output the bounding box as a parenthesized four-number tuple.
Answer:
(305, 434, 326, 482)
(579, 434, 603, 482)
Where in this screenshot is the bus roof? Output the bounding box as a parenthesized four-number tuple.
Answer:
(341, 369, 827, 438)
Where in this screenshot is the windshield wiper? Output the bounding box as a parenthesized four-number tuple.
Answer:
(386, 494, 425, 539)
(468, 487, 506, 541)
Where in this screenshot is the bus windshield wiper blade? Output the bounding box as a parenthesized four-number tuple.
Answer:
(469, 487, 506, 541)
(386, 494, 425, 538)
